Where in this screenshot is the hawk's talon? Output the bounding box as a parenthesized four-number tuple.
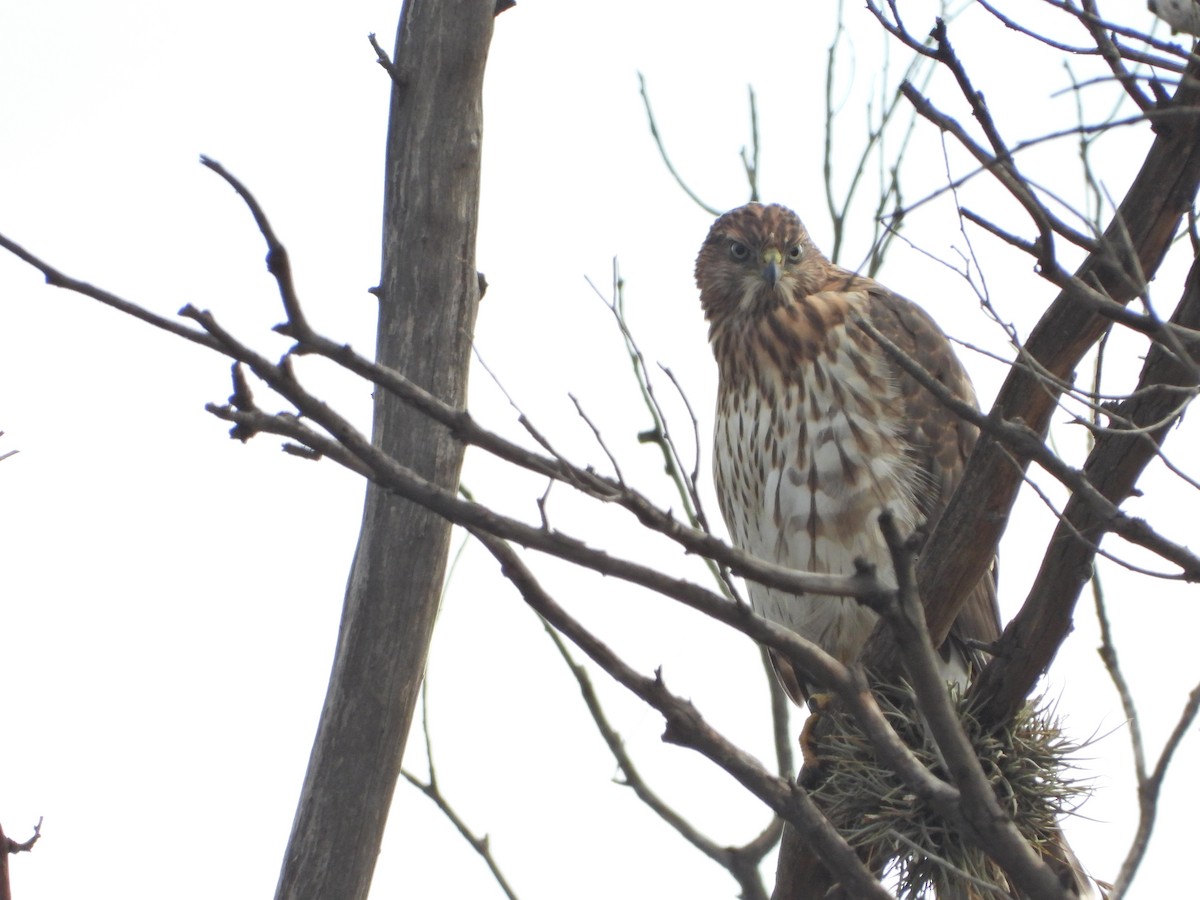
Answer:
(799, 692, 833, 771)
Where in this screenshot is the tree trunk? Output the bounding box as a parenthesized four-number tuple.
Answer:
(274, 4, 494, 899)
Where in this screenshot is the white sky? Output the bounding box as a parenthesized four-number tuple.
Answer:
(1, 1, 1196, 898)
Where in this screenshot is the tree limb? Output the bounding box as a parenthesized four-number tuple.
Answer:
(972, 251, 1200, 726)
(865, 24, 1200, 712)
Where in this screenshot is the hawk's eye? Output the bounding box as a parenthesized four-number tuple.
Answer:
(787, 244, 802, 261)
(729, 241, 749, 261)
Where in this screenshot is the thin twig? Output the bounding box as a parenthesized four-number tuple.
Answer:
(588, 264, 741, 601)
(637, 73, 720, 216)
(568, 393, 625, 485)
(1098, 570, 1200, 899)
(200, 156, 310, 336)
(539, 619, 774, 900)
(741, 85, 761, 202)
(401, 764, 521, 898)
(367, 32, 404, 85)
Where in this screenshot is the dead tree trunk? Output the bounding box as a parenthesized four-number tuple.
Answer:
(274, 4, 494, 899)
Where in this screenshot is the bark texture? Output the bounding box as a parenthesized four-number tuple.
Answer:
(274, 4, 493, 899)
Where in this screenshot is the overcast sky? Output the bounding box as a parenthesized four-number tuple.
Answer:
(1, 2, 1196, 898)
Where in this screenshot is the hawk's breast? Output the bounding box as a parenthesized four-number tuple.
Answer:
(714, 305, 922, 665)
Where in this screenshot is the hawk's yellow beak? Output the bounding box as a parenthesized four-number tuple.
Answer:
(761, 247, 783, 288)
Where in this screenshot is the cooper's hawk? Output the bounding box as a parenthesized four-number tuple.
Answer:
(696, 202, 1095, 898)
(695, 202, 999, 702)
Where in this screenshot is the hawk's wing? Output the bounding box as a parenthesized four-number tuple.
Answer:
(862, 284, 1002, 653)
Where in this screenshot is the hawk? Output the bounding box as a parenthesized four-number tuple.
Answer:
(695, 203, 1097, 898)
(695, 202, 999, 703)
(1149, 0, 1200, 36)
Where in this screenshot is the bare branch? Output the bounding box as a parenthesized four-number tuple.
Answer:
(2, 174, 907, 628)
(2, 818, 41, 855)
(1096, 570, 1200, 898)
(852, 312, 1200, 580)
(892, 48, 1200, 711)
(741, 85, 761, 202)
(591, 266, 742, 601)
(973, 252, 1200, 725)
(401, 767, 520, 899)
(896, 80, 1089, 269)
(568, 393, 625, 485)
(637, 73, 721, 216)
(824, 0, 933, 269)
(864, 513, 1078, 900)
(1114, 680, 1200, 896)
(1077, 0, 1155, 111)
(0, 818, 42, 900)
(367, 32, 404, 85)
(0, 231, 220, 351)
(1045, 0, 1200, 68)
(471, 529, 894, 900)
(201, 155, 311, 338)
(539, 619, 774, 900)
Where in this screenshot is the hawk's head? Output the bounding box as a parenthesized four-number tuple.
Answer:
(694, 203, 829, 327)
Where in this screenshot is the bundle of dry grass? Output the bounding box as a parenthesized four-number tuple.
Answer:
(809, 683, 1090, 898)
